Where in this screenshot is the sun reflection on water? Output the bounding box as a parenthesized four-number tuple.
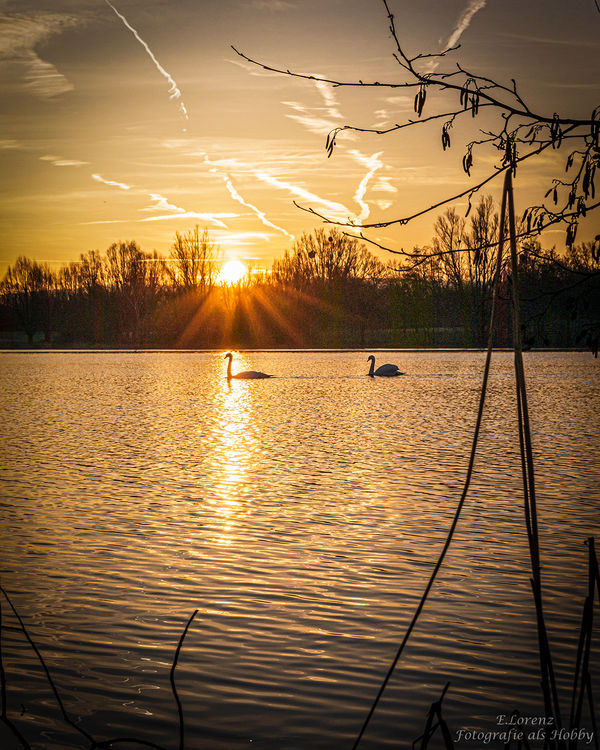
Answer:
(208, 356, 256, 545)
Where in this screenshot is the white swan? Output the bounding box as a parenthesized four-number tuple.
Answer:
(367, 354, 404, 377)
(225, 352, 272, 380)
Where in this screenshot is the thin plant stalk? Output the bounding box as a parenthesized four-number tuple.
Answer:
(170, 609, 199, 750)
(506, 172, 563, 742)
(351, 172, 510, 750)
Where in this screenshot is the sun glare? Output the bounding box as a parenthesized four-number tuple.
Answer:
(218, 259, 248, 285)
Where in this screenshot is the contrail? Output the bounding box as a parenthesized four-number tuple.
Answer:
(425, 0, 487, 73)
(198, 152, 294, 239)
(446, 0, 487, 49)
(92, 173, 132, 189)
(104, 0, 189, 120)
(253, 170, 354, 223)
(349, 151, 384, 223)
(222, 174, 294, 240)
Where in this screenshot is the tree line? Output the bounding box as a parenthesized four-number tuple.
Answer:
(1, 200, 598, 350)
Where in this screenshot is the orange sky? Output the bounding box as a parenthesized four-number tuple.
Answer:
(1, 0, 599, 274)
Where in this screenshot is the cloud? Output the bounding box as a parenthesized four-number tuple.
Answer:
(222, 174, 294, 239)
(314, 80, 342, 119)
(227, 56, 281, 77)
(282, 76, 346, 137)
(91, 171, 236, 228)
(190, 150, 294, 238)
(253, 170, 353, 223)
(140, 212, 236, 227)
(373, 177, 398, 193)
(0, 12, 78, 98)
(104, 0, 189, 120)
(279, 81, 394, 223)
(283, 100, 341, 137)
(213, 232, 272, 246)
(92, 173, 132, 190)
(251, 0, 295, 9)
(41, 154, 89, 167)
(140, 193, 185, 213)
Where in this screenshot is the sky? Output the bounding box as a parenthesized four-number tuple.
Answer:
(0, 0, 599, 273)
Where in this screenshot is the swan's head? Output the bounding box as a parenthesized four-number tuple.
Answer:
(224, 352, 233, 360)
(367, 355, 375, 362)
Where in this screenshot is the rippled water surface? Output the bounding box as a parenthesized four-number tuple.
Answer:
(1, 351, 599, 749)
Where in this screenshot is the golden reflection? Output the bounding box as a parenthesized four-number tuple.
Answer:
(206, 354, 257, 545)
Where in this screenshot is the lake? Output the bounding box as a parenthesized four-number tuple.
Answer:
(1, 351, 599, 749)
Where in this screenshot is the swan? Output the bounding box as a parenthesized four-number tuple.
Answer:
(225, 352, 272, 380)
(367, 354, 404, 377)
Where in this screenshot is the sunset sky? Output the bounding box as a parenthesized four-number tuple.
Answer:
(1, 0, 599, 274)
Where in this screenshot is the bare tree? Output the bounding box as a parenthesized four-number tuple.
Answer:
(233, 0, 599, 266)
(167, 226, 220, 293)
(272, 228, 385, 290)
(1, 257, 56, 345)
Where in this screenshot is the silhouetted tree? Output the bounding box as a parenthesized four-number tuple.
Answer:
(1, 257, 55, 344)
(167, 226, 220, 292)
(272, 228, 385, 289)
(104, 241, 164, 346)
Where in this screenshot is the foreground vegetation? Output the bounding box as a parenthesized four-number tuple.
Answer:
(1, 204, 598, 350)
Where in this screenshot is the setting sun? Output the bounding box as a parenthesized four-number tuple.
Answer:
(218, 259, 248, 285)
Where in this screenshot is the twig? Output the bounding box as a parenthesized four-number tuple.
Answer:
(506, 173, 563, 742)
(0, 594, 31, 749)
(170, 610, 199, 750)
(0, 585, 97, 746)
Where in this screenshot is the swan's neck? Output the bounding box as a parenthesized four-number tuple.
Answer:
(226, 356, 232, 379)
(368, 358, 374, 375)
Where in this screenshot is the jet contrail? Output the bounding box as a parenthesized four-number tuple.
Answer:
(92, 173, 132, 189)
(222, 174, 294, 240)
(446, 0, 487, 49)
(104, 0, 189, 120)
(424, 0, 487, 73)
(350, 151, 384, 223)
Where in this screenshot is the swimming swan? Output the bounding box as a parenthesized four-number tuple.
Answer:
(367, 355, 404, 377)
(225, 352, 272, 380)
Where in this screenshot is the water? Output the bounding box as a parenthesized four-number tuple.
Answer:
(1, 351, 599, 749)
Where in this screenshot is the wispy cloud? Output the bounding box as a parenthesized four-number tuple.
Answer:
(253, 170, 353, 223)
(140, 193, 185, 213)
(91, 172, 235, 228)
(214, 232, 272, 246)
(140, 212, 235, 227)
(281, 83, 392, 222)
(283, 77, 346, 137)
(92, 173, 132, 190)
(104, 0, 189, 121)
(189, 150, 294, 238)
(41, 154, 89, 167)
(0, 12, 78, 98)
(251, 0, 295, 9)
(373, 177, 398, 193)
(283, 100, 342, 136)
(227, 56, 281, 77)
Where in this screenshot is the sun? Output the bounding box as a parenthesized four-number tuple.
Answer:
(218, 259, 248, 285)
